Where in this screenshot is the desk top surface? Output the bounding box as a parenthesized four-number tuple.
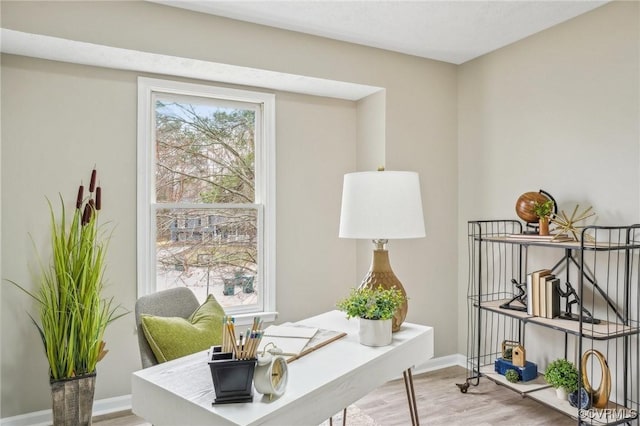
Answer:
(132, 310, 433, 426)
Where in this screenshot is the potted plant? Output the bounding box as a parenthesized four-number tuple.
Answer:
(336, 285, 406, 346)
(7, 168, 126, 425)
(544, 358, 579, 400)
(533, 199, 554, 236)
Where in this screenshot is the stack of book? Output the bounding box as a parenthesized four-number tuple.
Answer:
(526, 269, 561, 318)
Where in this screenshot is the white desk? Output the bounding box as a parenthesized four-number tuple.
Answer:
(132, 310, 434, 426)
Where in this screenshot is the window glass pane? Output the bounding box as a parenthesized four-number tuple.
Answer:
(155, 100, 256, 204)
(156, 208, 258, 307)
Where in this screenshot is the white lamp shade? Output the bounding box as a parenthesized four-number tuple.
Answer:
(339, 171, 426, 239)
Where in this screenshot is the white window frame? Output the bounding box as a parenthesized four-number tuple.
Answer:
(137, 77, 276, 322)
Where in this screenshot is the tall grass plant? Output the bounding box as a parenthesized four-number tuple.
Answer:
(9, 169, 126, 380)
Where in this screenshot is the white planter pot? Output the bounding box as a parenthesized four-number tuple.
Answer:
(359, 318, 392, 347)
(555, 387, 568, 400)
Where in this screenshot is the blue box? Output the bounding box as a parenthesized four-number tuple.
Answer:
(494, 358, 538, 382)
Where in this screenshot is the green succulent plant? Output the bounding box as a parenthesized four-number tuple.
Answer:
(544, 359, 579, 393)
(505, 369, 520, 383)
(336, 285, 406, 320)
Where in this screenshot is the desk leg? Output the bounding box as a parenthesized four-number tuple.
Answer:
(328, 408, 347, 426)
(403, 368, 419, 426)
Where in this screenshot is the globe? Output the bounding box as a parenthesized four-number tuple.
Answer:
(516, 191, 551, 224)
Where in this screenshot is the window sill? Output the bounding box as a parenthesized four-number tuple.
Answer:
(232, 311, 278, 326)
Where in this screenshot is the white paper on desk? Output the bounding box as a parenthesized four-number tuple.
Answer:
(263, 325, 318, 338)
(257, 336, 311, 356)
(257, 325, 319, 355)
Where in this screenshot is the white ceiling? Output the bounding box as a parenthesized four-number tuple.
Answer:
(151, 0, 608, 64)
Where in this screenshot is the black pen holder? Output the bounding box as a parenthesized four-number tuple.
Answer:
(209, 346, 256, 404)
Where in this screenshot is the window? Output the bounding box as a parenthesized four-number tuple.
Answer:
(137, 78, 275, 319)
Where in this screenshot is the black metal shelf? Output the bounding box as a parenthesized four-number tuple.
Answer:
(460, 220, 640, 426)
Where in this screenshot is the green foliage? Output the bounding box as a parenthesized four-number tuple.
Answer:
(336, 286, 406, 320)
(533, 200, 554, 219)
(544, 359, 579, 392)
(7, 170, 127, 380)
(505, 369, 520, 383)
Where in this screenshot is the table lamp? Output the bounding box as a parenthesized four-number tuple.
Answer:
(338, 169, 425, 331)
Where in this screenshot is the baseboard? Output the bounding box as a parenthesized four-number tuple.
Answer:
(0, 394, 132, 426)
(0, 355, 466, 425)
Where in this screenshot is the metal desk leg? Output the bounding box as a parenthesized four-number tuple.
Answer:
(328, 408, 347, 426)
(403, 368, 419, 426)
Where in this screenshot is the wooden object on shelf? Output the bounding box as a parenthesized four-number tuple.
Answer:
(512, 345, 526, 367)
(516, 191, 551, 224)
(539, 218, 549, 236)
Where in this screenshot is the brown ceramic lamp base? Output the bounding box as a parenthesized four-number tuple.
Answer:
(359, 243, 408, 332)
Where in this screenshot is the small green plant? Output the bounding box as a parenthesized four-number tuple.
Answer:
(336, 285, 406, 320)
(544, 359, 579, 393)
(505, 369, 520, 383)
(533, 200, 554, 220)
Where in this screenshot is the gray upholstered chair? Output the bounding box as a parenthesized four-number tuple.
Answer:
(135, 287, 201, 369)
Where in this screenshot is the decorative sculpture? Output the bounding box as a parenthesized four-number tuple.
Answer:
(581, 349, 611, 409)
(550, 204, 596, 242)
(515, 190, 557, 234)
(499, 279, 528, 312)
(512, 345, 526, 367)
(557, 281, 600, 324)
(502, 340, 519, 360)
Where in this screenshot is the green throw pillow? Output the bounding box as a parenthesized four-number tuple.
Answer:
(141, 294, 225, 363)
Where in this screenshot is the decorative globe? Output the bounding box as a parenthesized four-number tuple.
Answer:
(516, 191, 550, 223)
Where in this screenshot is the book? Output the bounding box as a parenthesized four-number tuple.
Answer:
(547, 277, 561, 319)
(531, 269, 552, 316)
(526, 273, 533, 315)
(539, 275, 547, 318)
(507, 233, 573, 243)
(539, 274, 555, 318)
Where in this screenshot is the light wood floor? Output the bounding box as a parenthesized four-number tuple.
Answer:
(95, 366, 576, 425)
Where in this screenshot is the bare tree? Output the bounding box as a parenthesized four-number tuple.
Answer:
(154, 101, 258, 298)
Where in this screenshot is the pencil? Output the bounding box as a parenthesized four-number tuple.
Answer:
(226, 322, 238, 358)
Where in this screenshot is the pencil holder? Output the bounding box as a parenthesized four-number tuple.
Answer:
(209, 354, 257, 404)
(210, 345, 233, 361)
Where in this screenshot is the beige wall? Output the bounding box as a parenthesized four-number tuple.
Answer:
(457, 1, 639, 351)
(1, 0, 458, 417)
